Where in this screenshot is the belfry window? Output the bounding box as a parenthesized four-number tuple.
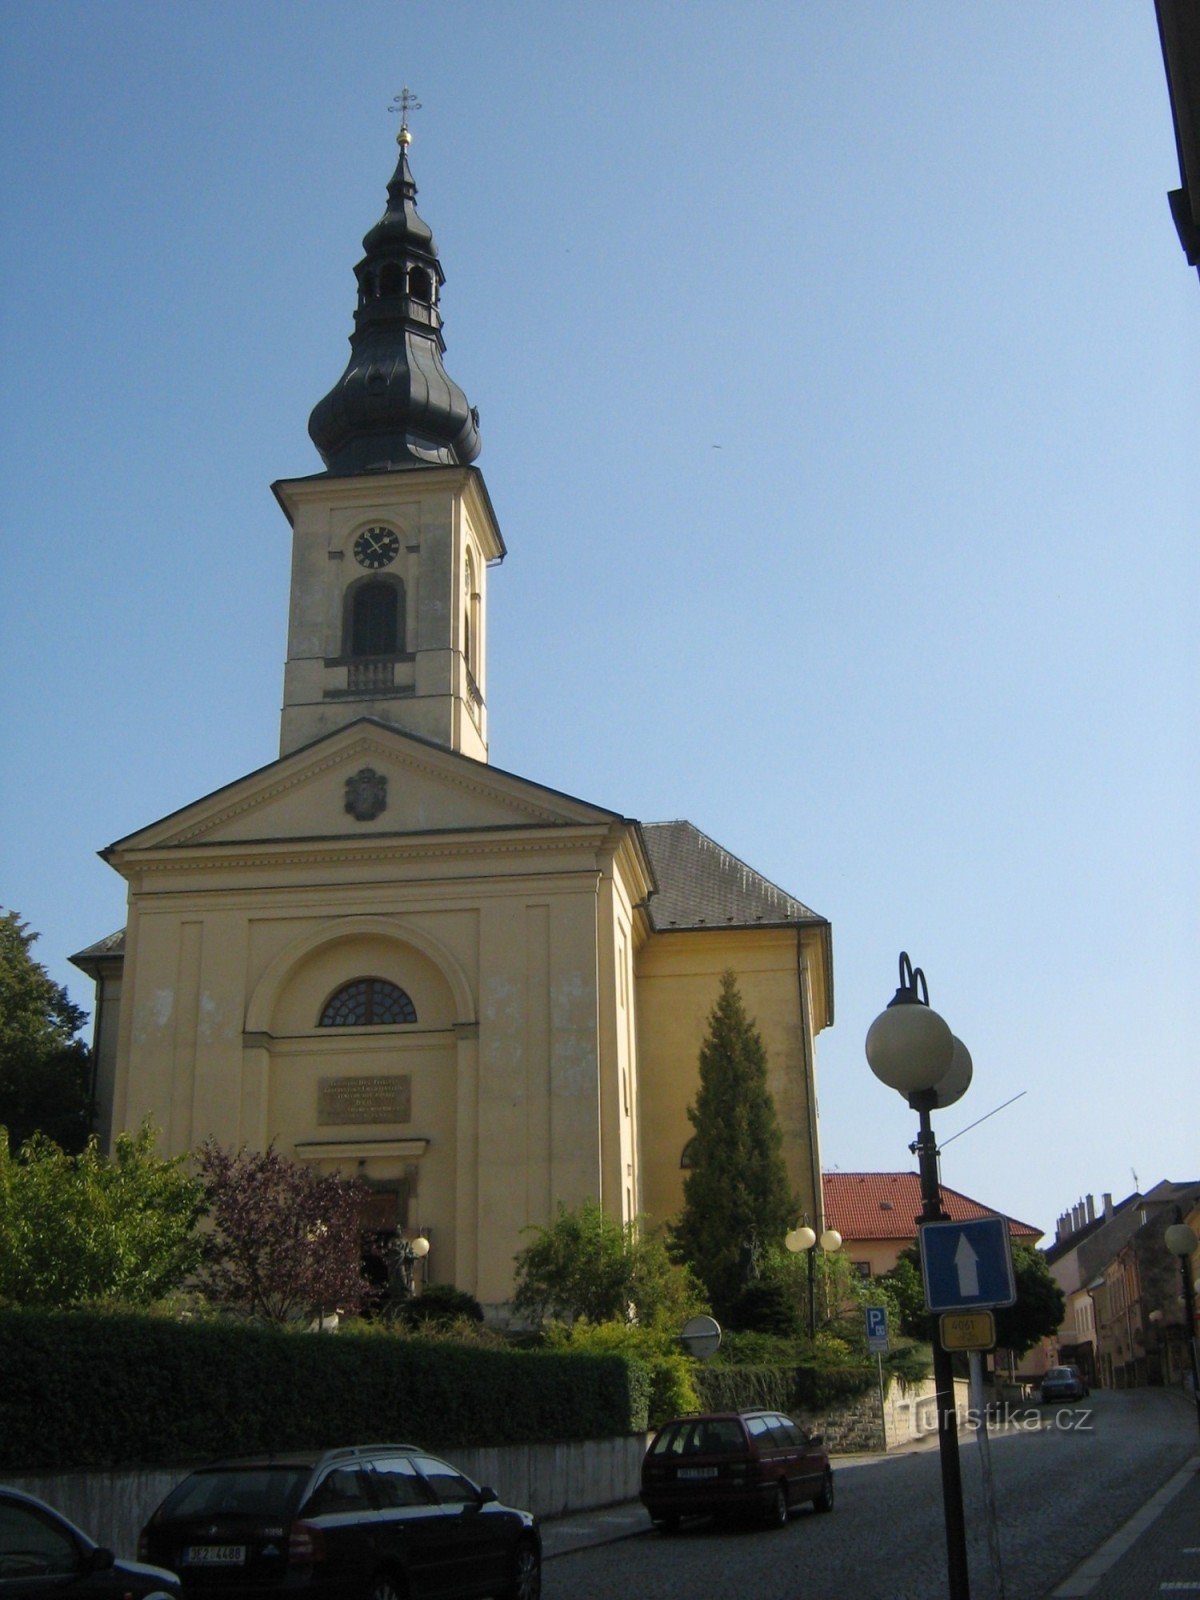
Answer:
(350, 581, 403, 657)
(378, 261, 405, 298)
(407, 266, 433, 302)
(319, 979, 417, 1027)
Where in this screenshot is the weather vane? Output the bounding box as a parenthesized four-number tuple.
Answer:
(389, 87, 422, 148)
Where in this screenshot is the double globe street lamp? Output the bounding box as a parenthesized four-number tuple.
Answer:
(866, 952, 973, 1600)
(785, 1222, 843, 1341)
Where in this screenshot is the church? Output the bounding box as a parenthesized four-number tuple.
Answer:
(71, 116, 835, 1315)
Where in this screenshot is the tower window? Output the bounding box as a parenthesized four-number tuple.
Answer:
(378, 261, 405, 298)
(349, 579, 403, 657)
(319, 978, 418, 1027)
(407, 266, 433, 302)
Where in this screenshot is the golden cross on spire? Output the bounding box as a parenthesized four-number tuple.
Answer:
(389, 87, 422, 148)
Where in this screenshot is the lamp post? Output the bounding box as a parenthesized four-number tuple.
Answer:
(1164, 1211, 1200, 1442)
(391, 1232, 430, 1297)
(785, 1222, 843, 1340)
(866, 952, 973, 1600)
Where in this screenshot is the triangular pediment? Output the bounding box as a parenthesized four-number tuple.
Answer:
(107, 721, 621, 855)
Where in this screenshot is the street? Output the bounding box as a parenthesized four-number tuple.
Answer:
(543, 1389, 1197, 1600)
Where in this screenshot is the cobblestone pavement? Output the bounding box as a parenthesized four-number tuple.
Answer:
(540, 1389, 1196, 1600)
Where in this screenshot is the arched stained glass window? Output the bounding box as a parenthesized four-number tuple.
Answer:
(319, 978, 417, 1027)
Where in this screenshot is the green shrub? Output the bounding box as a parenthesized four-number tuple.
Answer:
(0, 1307, 651, 1471)
(402, 1284, 485, 1327)
(542, 1318, 697, 1427)
(692, 1360, 875, 1416)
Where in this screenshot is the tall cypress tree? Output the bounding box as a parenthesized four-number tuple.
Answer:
(672, 971, 796, 1317)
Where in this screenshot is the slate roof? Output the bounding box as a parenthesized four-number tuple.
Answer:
(822, 1171, 1042, 1245)
(642, 821, 825, 931)
(69, 929, 127, 969)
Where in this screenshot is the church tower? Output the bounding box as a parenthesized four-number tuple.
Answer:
(275, 111, 503, 760)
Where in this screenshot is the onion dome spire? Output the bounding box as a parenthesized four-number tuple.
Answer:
(308, 92, 481, 474)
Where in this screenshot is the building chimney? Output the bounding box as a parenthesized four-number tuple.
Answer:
(1102, 1192, 1113, 1220)
(1086, 1195, 1096, 1222)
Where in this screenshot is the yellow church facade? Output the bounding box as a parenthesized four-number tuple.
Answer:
(73, 120, 833, 1315)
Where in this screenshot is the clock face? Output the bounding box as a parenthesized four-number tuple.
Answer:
(353, 526, 400, 569)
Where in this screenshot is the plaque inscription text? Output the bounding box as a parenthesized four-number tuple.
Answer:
(317, 1075, 411, 1126)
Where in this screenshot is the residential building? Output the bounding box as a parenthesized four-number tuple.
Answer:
(821, 1171, 1041, 1280)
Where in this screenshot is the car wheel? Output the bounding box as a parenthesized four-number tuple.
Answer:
(764, 1481, 789, 1529)
(498, 1537, 541, 1600)
(653, 1512, 680, 1534)
(814, 1469, 834, 1513)
(367, 1573, 407, 1600)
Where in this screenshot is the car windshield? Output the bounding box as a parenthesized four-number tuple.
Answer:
(651, 1419, 745, 1457)
(159, 1468, 310, 1520)
(1045, 1369, 1073, 1380)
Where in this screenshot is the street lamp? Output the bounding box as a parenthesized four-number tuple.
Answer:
(866, 952, 973, 1600)
(1164, 1213, 1200, 1441)
(786, 1222, 843, 1340)
(391, 1232, 430, 1297)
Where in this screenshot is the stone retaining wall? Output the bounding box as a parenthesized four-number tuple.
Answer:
(4, 1435, 651, 1562)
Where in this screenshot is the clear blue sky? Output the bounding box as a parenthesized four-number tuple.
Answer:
(2, 2, 1196, 1242)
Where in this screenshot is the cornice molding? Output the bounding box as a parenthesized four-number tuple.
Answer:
(115, 826, 619, 879)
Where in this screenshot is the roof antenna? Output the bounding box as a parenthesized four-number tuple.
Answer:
(390, 86, 422, 148)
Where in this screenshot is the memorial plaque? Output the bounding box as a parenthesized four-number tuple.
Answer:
(318, 1075, 411, 1126)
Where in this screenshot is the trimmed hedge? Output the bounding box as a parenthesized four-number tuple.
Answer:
(692, 1362, 875, 1416)
(0, 1310, 652, 1472)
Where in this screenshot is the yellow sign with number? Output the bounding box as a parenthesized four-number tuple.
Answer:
(939, 1310, 996, 1350)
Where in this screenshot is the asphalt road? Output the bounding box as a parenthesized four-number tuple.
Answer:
(542, 1388, 1197, 1600)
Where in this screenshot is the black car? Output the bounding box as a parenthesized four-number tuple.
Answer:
(640, 1410, 834, 1531)
(138, 1445, 540, 1600)
(0, 1486, 180, 1599)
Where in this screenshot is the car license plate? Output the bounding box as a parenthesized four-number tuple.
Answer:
(678, 1467, 718, 1480)
(183, 1546, 247, 1566)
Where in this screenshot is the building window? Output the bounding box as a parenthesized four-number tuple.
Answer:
(463, 548, 480, 681)
(851, 1261, 872, 1280)
(348, 580, 404, 658)
(319, 979, 417, 1027)
(680, 1137, 697, 1170)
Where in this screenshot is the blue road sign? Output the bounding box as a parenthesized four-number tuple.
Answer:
(865, 1305, 889, 1351)
(919, 1217, 1017, 1312)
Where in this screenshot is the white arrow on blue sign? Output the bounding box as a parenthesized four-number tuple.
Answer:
(918, 1217, 1017, 1312)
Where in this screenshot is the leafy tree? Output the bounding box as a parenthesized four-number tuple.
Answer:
(513, 1198, 704, 1328)
(671, 972, 796, 1318)
(0, 1122, 204, 1307)
(878, 1239, 1065, 1357)
(995, 1244, 1066, 1356)
(0, 912, 91, 1152)
(196, 1142, 371, 1322)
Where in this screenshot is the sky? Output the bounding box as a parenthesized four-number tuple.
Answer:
(1, 2, 1196, 1245)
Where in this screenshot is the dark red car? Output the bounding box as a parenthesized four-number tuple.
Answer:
(640, 1410, 834, 1531)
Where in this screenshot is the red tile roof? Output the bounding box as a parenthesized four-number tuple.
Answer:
(822, 1172, 1042, 1244)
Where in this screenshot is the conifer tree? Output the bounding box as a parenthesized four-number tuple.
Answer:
(672, 971, 796, 1317)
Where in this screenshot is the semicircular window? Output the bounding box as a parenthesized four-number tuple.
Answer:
(319, 978, 417, 1028)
